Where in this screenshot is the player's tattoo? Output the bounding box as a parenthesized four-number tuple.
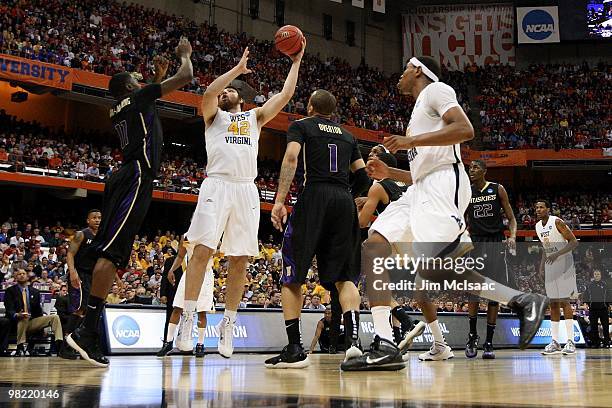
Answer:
(276, 161, 297, 204)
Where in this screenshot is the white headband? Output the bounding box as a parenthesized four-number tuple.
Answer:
(409, 57, 439, 82)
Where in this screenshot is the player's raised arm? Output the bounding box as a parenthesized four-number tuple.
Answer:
(201, 48, 253, 124)
(160, 37, 194, 96)
(271, 140, 302, 231)
(256, 39, 306, 128)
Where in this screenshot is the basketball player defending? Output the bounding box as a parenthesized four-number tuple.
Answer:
(344, 57, 548, 370)
(535, 200, 579, 355)
(266, 89, 370, 369)
(67, 38, 194, 367)
(182, 42, 306, 358)
(465, 160, 517, 359)
(157, 236, 215, 358)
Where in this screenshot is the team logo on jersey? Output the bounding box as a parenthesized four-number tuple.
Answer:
(487, 188, 493, 193)
(86, 239, 92, 244)
(406, 148, 418, 162)
(451, 215, 464, 230)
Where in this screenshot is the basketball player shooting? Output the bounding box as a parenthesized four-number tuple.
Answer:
(464, 160, 518, 360)
(266, 89, 370, 369)
(66, 37, 194, 367)
(346, 57, 548, 370)
(535, 200, 579, 355)
(182, 41, 306, 359)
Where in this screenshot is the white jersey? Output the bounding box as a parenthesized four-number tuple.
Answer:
(536, 216, 577, 298)
(535, 216, 569, 254)
(406, 81, 462, 181)
(205, 108, 259, 181)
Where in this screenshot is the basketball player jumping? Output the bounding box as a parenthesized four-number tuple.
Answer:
(465, 160, 517, 359)
(266, 89, 370, 369)
(67, 38, 194, 367)
(157, 236, 215, 358)
(182, 42, 306, 359)
(343, 57, 548, 370)
(535, 200, 579, 355)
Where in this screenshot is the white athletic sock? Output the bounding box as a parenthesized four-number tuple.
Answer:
(564, 318, 574, 342)
(429, 320, 445, 344)
(371, 306, 393, 341)
(224, 309, 237, 323)
(166, 323, 177, 342)
(184, 300, 197, 313)
(551, 321, 560, 342)
(198, 327, 205, 344)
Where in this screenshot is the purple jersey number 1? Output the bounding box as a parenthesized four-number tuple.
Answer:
(328, 143, 338, 173)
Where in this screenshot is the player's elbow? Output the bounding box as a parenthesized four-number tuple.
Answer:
(358, 217, 370, 229)
(461, 122, 475, 141)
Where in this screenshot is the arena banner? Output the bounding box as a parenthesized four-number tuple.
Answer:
(462, 148, 528, 167)
(516, 6, 561, 44)
(0, 54, 73, 90)
(402, 4, 515, 70)
(102, 306, 584, 354)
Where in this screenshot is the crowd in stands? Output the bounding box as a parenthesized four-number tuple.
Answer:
(514, 191, 611, 228)
(476, 62, 612, 150)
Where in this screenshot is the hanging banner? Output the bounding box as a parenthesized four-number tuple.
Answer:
(352, 0, 364, 9)
(516, 6, 560, 44)
(373, 0, 385, 13)
(0, 54, 73, 90)
(402, 4, 515, 70)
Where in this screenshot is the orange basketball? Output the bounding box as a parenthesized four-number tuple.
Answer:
(274, 25, 304, 56)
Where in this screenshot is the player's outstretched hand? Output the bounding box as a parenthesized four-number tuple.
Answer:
(235, 48, 253, 75)
(175, 36, 192, 58)
(383, 134, 414, 153)
(289, 38, 306, 63)
(271, 202, 288, 231)
(366, 157, 390, 181)
(153, 55, 169, 78)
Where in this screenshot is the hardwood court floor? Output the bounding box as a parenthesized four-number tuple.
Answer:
(0, 349, 611, 407)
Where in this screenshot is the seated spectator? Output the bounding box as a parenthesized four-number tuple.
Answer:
(308, 294, 326, 311)
(4, 269, 65, 356)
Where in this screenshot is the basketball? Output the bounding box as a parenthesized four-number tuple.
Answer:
(274, 25, 304, 56)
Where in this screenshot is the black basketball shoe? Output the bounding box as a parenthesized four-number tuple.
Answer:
(66, 327, 109, 368)
(156, 341, 174, 357)
(194, 343, 205, 358)
(465, 333, 479, 359)
(482, 341, 495, 359)
(341, 336, 405, 371)
(265, 344, 310, 369)
(508, 293, 549, 349)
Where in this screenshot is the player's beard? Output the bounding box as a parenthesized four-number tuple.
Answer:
(219, 96, 240, 111)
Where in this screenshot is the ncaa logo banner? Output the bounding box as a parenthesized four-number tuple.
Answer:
(516, 6, 561, 43)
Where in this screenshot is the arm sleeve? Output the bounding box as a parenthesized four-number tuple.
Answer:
(429, 83, 461, 117)
(134, 84, 162, 107)
(286, 122, 305, 145)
